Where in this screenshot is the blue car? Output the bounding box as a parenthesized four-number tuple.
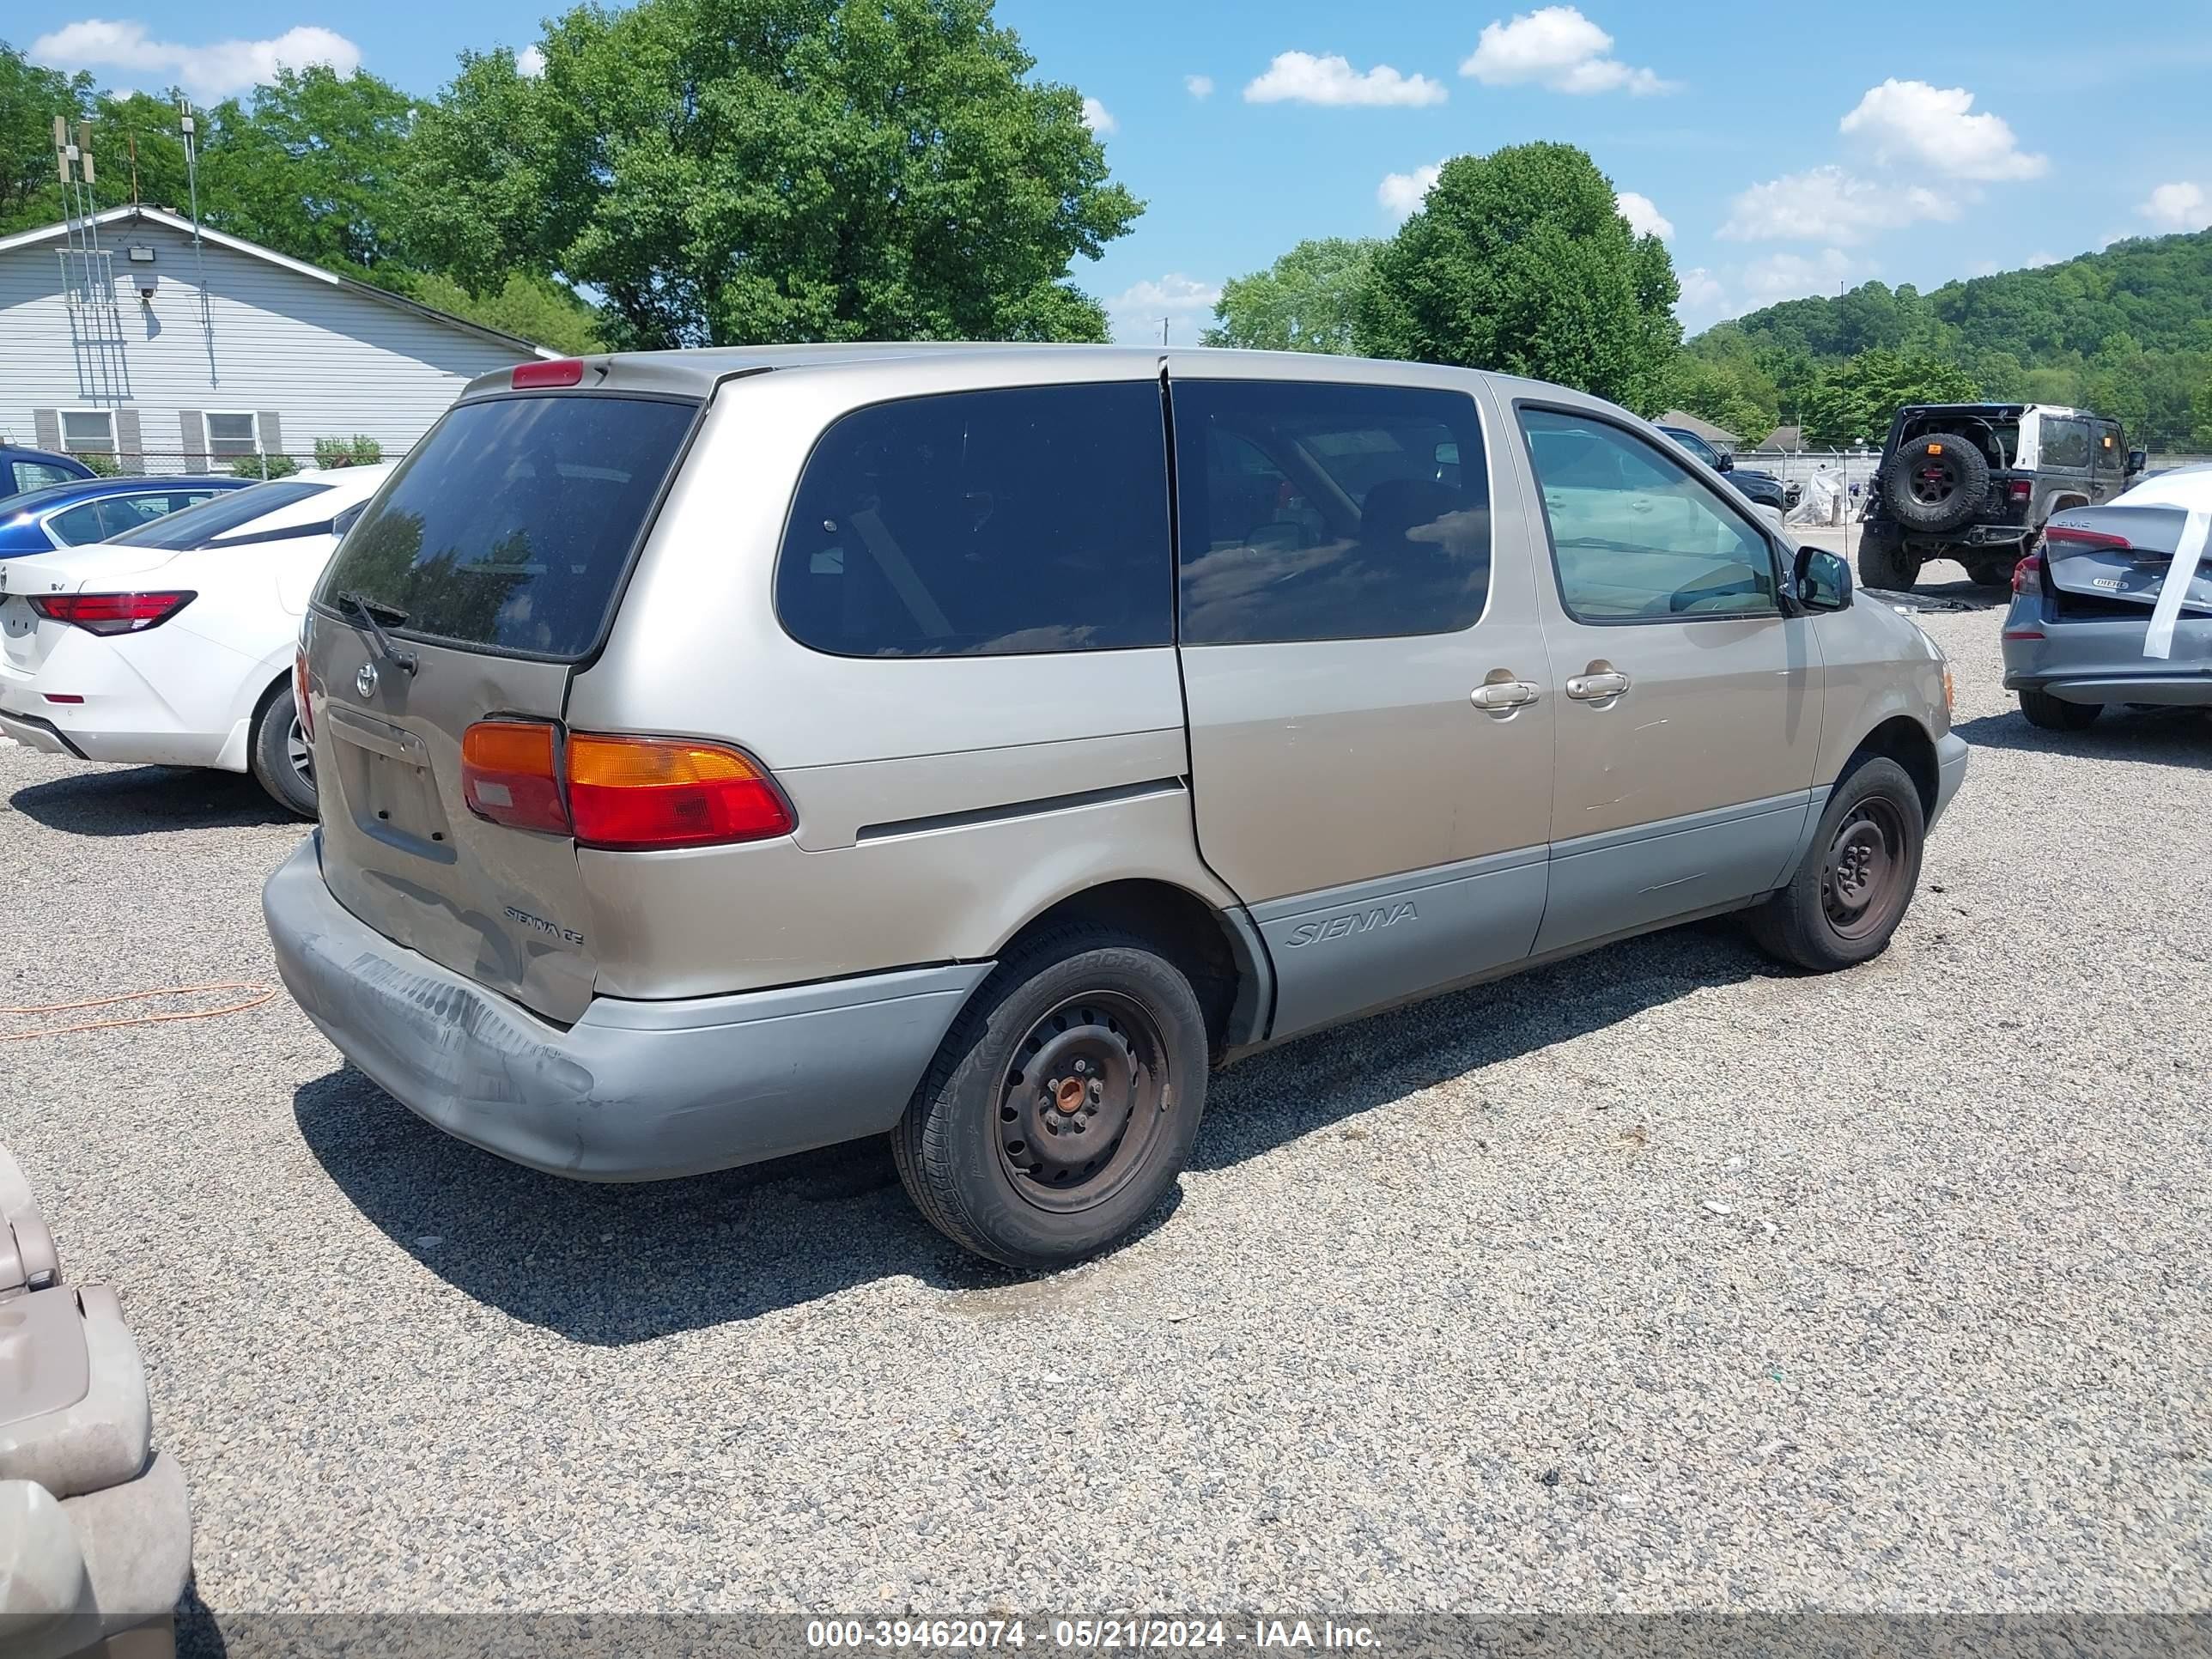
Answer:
(0, 445, 95, 501)
(0, 475, 252, 558)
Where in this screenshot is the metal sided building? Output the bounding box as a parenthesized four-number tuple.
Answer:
(0, 205, 558, 472)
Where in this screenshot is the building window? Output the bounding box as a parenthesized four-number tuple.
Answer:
(61, 410, 115, 453)
(205, 412, 260, 458)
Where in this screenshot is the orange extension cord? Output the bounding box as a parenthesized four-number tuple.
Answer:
(0, 983, 279, 1043)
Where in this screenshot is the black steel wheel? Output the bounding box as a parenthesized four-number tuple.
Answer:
(1746, 755, 1925, 972)
(1819, 794, 1911, 944)
(893, 927, 1209, 1270)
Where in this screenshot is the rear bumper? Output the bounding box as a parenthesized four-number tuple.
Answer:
(0, 707, 78, 757)
(2001, 607, 2212, 702)
(1930, 732, 1970, 830)
(262, 837, 992, 1181)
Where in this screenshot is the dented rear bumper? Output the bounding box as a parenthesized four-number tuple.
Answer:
(263, 836, 990, 1181)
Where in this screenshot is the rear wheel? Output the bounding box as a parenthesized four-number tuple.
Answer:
(892, 927, 1209, 1270)
(1857, 531, 1921, 592)
(2019, 688, 2102, 731)
(249, 683, 317, 819)
(1747, 757, 1924, 973)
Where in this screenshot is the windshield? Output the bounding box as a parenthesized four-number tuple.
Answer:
(106, 480, 333, 549)
(1661, 428, 1718, 467)
(317, 394, 696, 659)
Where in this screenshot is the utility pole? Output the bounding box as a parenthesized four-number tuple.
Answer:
(1158, 316, 1170, 347)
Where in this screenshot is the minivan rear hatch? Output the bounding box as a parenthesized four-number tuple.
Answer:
(304, 386, 699, 1023)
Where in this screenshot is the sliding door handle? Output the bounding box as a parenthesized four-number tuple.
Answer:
(1471, 675, 1541, 711)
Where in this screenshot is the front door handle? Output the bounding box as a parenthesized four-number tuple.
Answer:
(1471, 673, 1541, 711)
(1565, 661, 1632, 701)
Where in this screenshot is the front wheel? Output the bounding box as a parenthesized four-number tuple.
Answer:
(1747, 757, 1924, 973)
(249, 683, 317, 819)
(892, 927, 1209, 1270)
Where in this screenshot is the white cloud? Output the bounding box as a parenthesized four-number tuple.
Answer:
(1615, 190, 1672, 240)
(1379, 161, 1443, 219)
(1838, 79, 2045, 181)
(31, 18, 361, 101)
(1720, 165, 1958, 245)
(2139, 180, 2210, 231)
(1244, 51, 1447, 107)
(1081, 96, 1116, 135)
(1184, 74, 1213, 99)
(1740, 247, 1859, 307)
(1460, 7, 1673, 95)
(1674, 265, 1726, 325)
(2025, 250, 2061, 268)
(1107, 273, 1222, 345)
(515, 44, 545, 77)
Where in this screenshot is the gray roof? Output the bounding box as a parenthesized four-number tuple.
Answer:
(1656, 410, 1739, 446)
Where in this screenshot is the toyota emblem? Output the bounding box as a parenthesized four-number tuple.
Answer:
(356, 660, 379, 700)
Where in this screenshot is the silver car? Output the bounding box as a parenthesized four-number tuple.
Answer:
(262, 346, 1969, 1268)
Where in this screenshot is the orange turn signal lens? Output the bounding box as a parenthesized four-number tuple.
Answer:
(461, 719, 569, 835)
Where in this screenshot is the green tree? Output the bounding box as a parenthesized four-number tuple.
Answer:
(1, 44, 92, 232)
(1357, 143, 1680, 411)
(403, 0, 1139, 347)
(1204, 238, 1378, 354)
(204, 67, 420, 271)
(1800, 349, 1979, 448)
(392, 270, 607, 355)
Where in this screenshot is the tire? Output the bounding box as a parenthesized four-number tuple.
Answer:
(1747, 756, 1924, 973)
(2019, 687, 2102, 731)
(249, 683, 318, 819)
(891, 927, 1209, 1270)
(1881, 433, 1991, 534)
(1856, 530, 1921, 592)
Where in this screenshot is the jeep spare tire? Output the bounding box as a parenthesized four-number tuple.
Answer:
(1882, 433, 1990, 534)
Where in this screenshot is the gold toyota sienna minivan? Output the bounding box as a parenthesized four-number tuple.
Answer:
(264, 345, 1969, 1268)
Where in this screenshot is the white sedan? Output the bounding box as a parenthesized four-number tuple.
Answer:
(0, 464, 392, 816)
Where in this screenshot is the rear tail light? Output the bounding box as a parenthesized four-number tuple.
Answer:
(2043, 523, 2130, 550)
(2008, 479, 2033, 501)
(568, 734, 793, 850)
(461, 720, 571, 836)
(459, 722, 794, 849)
(31, 592, 195, 635)
(294, 646, 314, 742)
(512, 358, 585, 389)
(2012, 553, 2043, 597)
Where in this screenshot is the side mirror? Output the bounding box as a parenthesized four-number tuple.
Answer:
(1795, 545, 1851, 611)
(2128, 447, 2147, 476)
(1716, 452, 1735, 472)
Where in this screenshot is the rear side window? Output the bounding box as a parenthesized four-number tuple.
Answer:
(2042, 417, 2091, 470)
(13, 461, 78, 493)
(319, 395, 695, 659)
(776, 383, 1172, 657)
(1171, 380, 1491, 645)
(107, 480, 330, 549)
(2093, 421, 2126, 476)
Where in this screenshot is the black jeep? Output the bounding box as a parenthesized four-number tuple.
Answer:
(1858, 403, 2143, 591)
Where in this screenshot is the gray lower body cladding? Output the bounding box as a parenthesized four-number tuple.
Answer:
(263, 837, 991, 1181)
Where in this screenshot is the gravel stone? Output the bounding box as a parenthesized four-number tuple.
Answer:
(2, 588, 2207, 1620)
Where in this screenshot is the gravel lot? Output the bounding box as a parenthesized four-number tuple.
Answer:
(3, 571, 2208, 1634)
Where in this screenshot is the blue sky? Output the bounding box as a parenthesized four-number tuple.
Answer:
(26, 0, 2212, 343)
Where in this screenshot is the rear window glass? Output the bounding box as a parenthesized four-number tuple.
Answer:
(107, 480, 331, 549)
(1172, 380, 1492, 644)
(319, 395, 695, 659)
(775, 383, 1173, 657)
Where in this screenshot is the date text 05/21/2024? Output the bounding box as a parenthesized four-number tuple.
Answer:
(805, 1620, 1382, 1650)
